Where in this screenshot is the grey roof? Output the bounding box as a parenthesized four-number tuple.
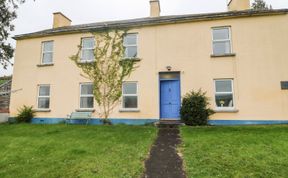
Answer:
(14, 9, 288, 40)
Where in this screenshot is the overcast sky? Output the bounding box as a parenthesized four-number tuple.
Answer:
(2, 0, 288, 76)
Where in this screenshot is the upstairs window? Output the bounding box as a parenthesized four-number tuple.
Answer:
(80, 83, 94, 109)
(122, 82, 138, 109)
(41, 41, 53, 64)
(81, 37, 95, 62)
(212, 27, 232, 55)
(124, 34, 137, 58)
(214, 79, 234, 109)
(38, 85, 50, 109)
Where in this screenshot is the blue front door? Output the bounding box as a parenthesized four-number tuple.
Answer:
(160, 80, 181, 119)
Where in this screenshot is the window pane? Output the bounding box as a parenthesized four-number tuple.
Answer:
(81, 49, 94, 61)
(42, 53, 53, 64)
(159, 72, 180, 80)
(82, 38, 95, 48)
(39, 86, 50, 96)
(125, 46, 137, 58)
(123, 83, 137, 94)
(123, 96, 137, 108)
(80, 97, 94, 108)
(213, 41, 231, 55)
(124, 34, 137, 45)
(43, 41, 53, 52)
(81, 84, 93, 95)
(213, 28, 229, 40)
(38, 98, 50, 109)
(215, 80, 232, 92)
(215, 93, 233, 107)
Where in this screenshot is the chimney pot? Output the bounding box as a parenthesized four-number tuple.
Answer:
(53, 12, 72, 28)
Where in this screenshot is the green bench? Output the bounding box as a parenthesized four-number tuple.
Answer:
(66, 112, 92, 125)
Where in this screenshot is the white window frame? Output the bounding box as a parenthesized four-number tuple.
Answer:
(79, 83, 94, 109)
(214, 79, 235, 110)
(41, 41, 54, 64)
(37, 84, 50, 109)
(81, 37, 95, 62)
(212, 27, 233, 55)
(121, 82, 139, 110)
(123, 34, 138, 59)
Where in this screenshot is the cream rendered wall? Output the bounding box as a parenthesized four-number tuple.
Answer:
(10, 14, 288, 121)
(11, 31, 159, 119)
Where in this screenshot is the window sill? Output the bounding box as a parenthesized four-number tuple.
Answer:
(121, 58, 142, 62)
(119, 109, 140, 112)
(37, 63, 54, 67)
(214, 109, 239, 113)
(77, 60, 95, 64)
(35, 109, 51, 112)
(77, 59, 141, 64)
(211, 53, 236, 58)
(75, 109, 95, 112)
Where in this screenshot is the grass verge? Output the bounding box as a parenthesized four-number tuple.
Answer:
(0, 124, 157, 178)
(180, 125, 288, 178)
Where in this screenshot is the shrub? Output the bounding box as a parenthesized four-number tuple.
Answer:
(180, 89, 214, 126)
(16, 105, 36, 123)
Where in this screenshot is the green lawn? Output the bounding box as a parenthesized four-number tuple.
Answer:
(0, 124, 157, 178)
(181, 125, 288, 178)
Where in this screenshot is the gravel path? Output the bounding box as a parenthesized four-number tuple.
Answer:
(142, 127, 186, 178)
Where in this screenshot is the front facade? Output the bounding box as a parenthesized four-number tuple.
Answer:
(10, 0, 288, 125)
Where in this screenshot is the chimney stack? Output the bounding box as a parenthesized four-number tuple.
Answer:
(150, 0, 161, 17)
(228, 0, 250, 11)
(53, 12, 72, 28)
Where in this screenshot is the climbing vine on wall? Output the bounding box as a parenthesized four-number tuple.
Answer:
(70, 29, 138, 123)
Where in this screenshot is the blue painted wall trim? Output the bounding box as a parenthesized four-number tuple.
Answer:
(31, 118, 288, 126)
(209, 120, 288, 126)
(32, 118, 159, 125)
(32, 118, 65, 124)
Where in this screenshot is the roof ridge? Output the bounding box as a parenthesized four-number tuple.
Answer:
(14, 9, 288, 40)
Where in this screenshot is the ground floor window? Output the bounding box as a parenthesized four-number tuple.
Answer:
(214, 79, 234, 109)
(38, 85, 50, 109)
(122, 82, 138, 109)
(80, 83, 94, 109)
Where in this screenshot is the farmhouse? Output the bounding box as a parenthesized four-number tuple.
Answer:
(10, 0, 288, 125)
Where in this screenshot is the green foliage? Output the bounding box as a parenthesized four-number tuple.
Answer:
(70, 29, 138, 121)
(180, 89, 214, 126)
(0, 75, 12, 85)
(252, 0, 272, 10)
(16, 105, 36, 123)
(0, 0, 26, 69)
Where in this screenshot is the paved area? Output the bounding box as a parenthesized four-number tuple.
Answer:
(142, 127, 186, 178)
